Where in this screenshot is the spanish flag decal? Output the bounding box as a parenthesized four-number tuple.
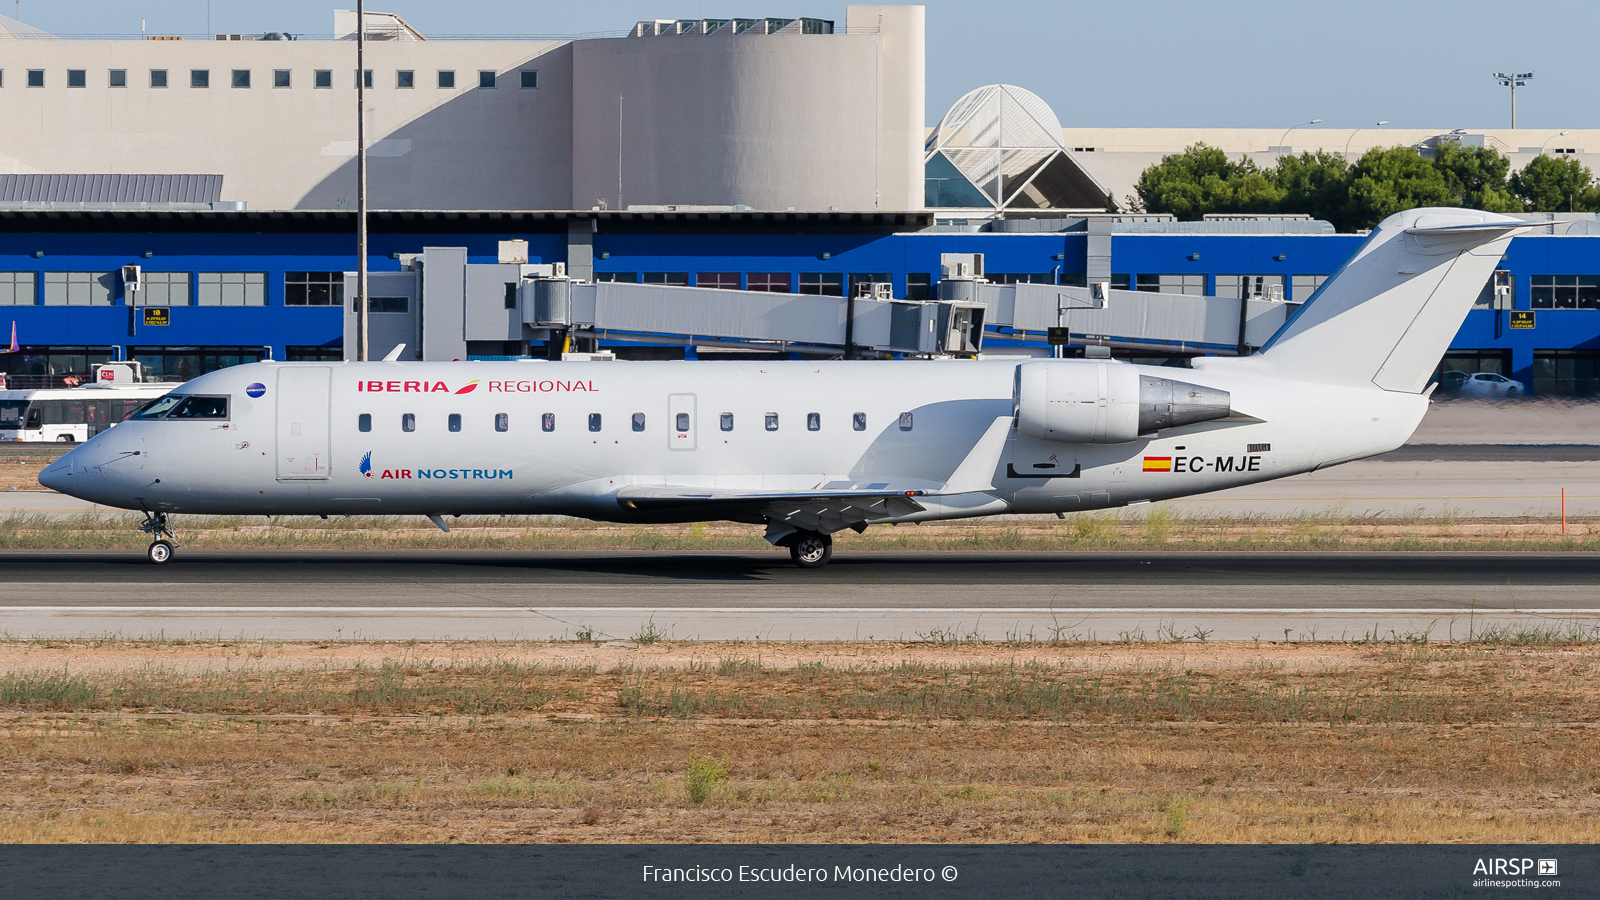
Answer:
(1142, 457, 1173, 472)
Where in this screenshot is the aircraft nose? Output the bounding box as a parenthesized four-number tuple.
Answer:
(37, 450, 78, 492)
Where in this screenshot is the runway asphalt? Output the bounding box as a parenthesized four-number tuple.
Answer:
(4, 549, 1597, 642)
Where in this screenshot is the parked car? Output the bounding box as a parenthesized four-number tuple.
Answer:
(1456, 372, 1525, 398)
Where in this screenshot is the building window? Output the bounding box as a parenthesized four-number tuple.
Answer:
(806, 412, 820, 431)
(746, 273, 790, 293)
(988, 273, 1054, 285)
(355, 297, 408, 314)
(190, 69, 209, 88)
(402, 413, 415, 432)
(1291, 274, 1328, 303)
(1530, 275, 1600, 310)
(0, 272, 37, 306)
(198, 272, 266, 307)
(285, 346, 342, 362)
(314, 69, 332, 89)
(135, 272, 191, 307)
(396, 70, 413, 88)
(850, 273, 893, 297)
(541, 412, 555, 432)
(765, 413, 779, 431)
(448, 413, 462, 433)
(66, 69, 87, 89)
(899, 412, 914, 431)
(478, 70, 496, 89)
(1136, 274, 1204, 295)
(495, 413, 509, 432)
(438, 70, 455, 89)
(643, 272, 689, 286)
(231, 69, 250, 88)
(720, 412, 734, 431)
(852, 412, 866, 432)
(905, 273, 932, 301)
(273, 69, 291, 88)
(799, 273, 844, 296)
(43, 272, 114, 307)
(1214, 274, 1285, 301)
(588, 413, 602, 432)
(109, 69, 127, 88)
(358, 414, 372, 433)
(1534, 349, 1600, 396)
(696, 272, 739, 290)
(519, 70, 537, 89)
(594, 272, 637, 283)
(150, 69, 167, 88)
(26, 69, 43, 87)
(631, 412, 646, 432)
(355, 69, 372, 89)
(284, 272, 343, 307)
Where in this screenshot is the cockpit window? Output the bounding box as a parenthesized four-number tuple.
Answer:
(168, 396, 230, 419)
(130, 395, 185, 419)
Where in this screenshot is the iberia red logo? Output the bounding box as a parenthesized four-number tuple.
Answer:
(454, 380, 480, 394)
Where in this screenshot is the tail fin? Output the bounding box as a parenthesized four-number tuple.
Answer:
(1244, 208, 1533, 392)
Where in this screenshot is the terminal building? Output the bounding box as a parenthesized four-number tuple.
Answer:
(1, 6, 1599, 394)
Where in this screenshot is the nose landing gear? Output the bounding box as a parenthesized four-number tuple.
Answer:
(139, 511, 180, 564)
(787, 530, 832, 569)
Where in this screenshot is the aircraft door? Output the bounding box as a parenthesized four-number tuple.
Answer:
(276, 366, 332, 480)
(668, 394, 696, 451)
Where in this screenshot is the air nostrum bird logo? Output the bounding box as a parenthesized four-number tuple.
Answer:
(359, 451, 373, 478)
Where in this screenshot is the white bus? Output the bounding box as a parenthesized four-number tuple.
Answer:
(0, 362, 176, 443)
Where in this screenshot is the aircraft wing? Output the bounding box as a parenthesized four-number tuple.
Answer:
(615, 484, 927, 534)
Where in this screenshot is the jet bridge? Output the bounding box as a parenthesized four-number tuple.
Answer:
(345, 248, 1295, 361)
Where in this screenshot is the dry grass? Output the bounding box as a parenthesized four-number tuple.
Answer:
(7, 509, 1600, 553)
(3, 640, 1599, 843)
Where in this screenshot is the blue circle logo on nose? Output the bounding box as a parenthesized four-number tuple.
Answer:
(245, 383, 266, 398)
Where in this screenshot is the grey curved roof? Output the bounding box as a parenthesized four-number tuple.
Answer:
(0, 174, 224, 204)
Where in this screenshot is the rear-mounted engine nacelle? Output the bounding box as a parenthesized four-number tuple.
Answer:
(1015, 361, 1231, 444)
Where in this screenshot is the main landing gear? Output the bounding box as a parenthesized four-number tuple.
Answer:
(787, 530, 832, 569)
(139, 511, 179, 565)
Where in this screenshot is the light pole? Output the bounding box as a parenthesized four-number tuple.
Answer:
(1276, 119, 1322, 150)
(355, 0, 368, 362)
(1344, 121, 1388, 159)
(1539, 131, 1572, 156)
(1494, 71, 1533, 128)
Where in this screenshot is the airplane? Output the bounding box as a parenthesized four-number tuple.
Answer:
(40, 207, 1532, 567)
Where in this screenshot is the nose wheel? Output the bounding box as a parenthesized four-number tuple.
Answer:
(788, 531, 833, 569)
(138, 511, 180, 564)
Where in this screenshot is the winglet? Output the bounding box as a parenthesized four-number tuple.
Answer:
(382, 343, 407, 362)
(938, 416, 1013, 495)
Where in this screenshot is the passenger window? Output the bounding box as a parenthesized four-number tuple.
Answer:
(542, 413, 555, 432)
(448, 413, 462, 433)
(675, 412, 690, 432)
(806, 412, 820, 431)
(765, 413, 779, 432)
(589, 413, 602, 432)
(169, 396, 228, 419)
(899, 412, 913, 431)
(495, 413, 508, 433)
(402, 413, 415, 433)
(720, 412, 734, 432)
(358, 413, 372, 433)
(632, 412, 646, 432)
(852, 412, 866, 432)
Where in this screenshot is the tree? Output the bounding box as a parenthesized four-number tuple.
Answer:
(1431, 142, 1521, 213)
(1340, 146, 1457, 232)
(1134, 143, 1283, 220)
(1509, 154, 1600, 212)
(1271, 151, 1350, 224)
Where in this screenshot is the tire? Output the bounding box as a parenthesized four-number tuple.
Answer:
(788, 531, 832, 569)
(147, 540, 174, 565)
(57, 434, 76, 444)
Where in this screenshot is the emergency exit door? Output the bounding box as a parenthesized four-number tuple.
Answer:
(277, 366, 331, 480)
(668, 393, 696, 450)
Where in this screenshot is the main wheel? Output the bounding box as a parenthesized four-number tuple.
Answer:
(147, 540, 174, 565)
(57, 434, 76, 444)
(788, 531, 832, 569)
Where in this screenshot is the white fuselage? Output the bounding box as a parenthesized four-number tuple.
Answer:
(40, 358, 1428, 523)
